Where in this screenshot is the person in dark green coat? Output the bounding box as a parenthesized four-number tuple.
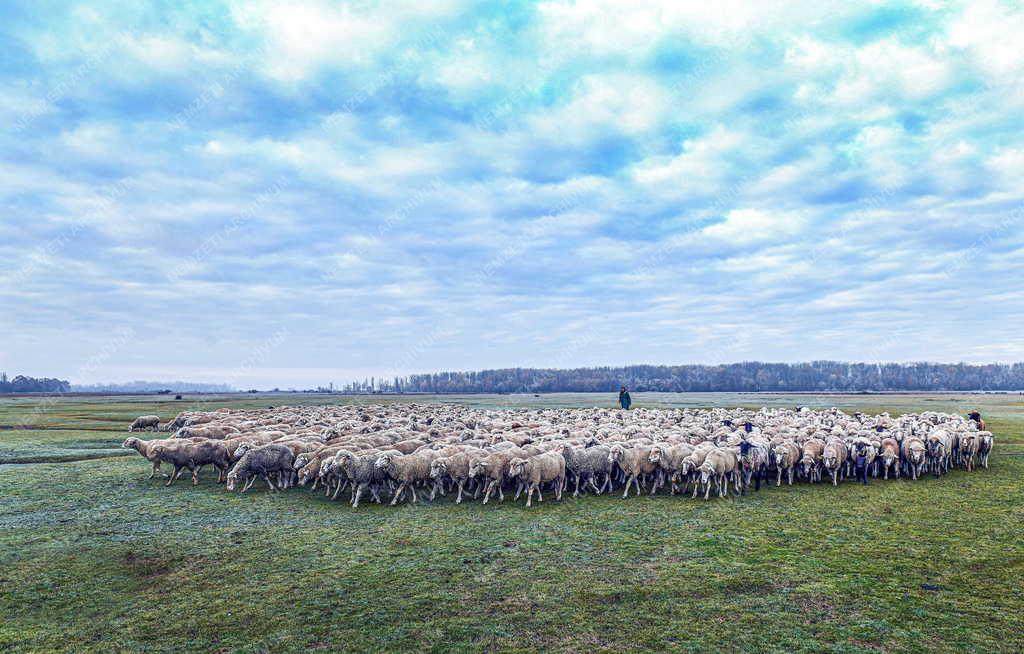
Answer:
(619, 386, 632, 410)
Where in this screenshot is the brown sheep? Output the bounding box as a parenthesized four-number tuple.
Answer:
(122, 437, 172, 479)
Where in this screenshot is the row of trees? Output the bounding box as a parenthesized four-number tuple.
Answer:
(0, 373, 71, 394)
(341, 362, 1024, 393)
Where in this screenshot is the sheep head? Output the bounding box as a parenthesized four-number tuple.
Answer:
(648, 446, 664, 464)
(468, 460, 488, 478)
(698, 462, 715, 484)
(122, 437, 140, 450)
(375, 453, 396, 473)
(608, 445, 625, 465)
(507, 458, 527, 478)
(430, 458, 448, 478)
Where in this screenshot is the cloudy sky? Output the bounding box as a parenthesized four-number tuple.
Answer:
(2, 1, 1023, 388)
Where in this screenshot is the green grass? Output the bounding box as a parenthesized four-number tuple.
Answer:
(1, 393, 1023, 653)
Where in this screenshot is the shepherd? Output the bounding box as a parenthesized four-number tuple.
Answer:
(619, 386, 632, 410)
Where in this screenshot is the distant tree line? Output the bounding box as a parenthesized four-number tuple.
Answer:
(0, 373, 71, 394)
(341, 362, 1024, 394)
(70, 381, 233, 393)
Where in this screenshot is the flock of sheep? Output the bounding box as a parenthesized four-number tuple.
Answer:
(123, 404, 995, 507)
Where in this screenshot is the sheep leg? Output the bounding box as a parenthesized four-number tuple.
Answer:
(390, 482, 407, 506)
(166, 465, 181, 486)
(497, 483, 505, 502)
(555, 477, 563, 500)
(456, 481, 465, 504)
(622, 474, 633, 499)
(589, 477, 602, 495)
(409, 485, 418, 503)
(573, 475, 582, 497)
(514, 481, 524, 501)
(482, 481, 493, 504)
(242, 476, 256, 493)
(264, 475, 277, 491)
(352, 484, 364, 507)
(536, 484, 543, 502)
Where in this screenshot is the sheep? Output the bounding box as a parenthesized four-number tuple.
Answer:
(647, 442, 693, 495)
(468, 449, 527, 504)
(174, 425, 237, 440)
(958, 432, 979, 471)
(129, 415, 161, 432)
(878, 438, 900, 479)
(821, 439, 847, 486)
(608, 444, 657, 498)
(225, 444, 296, 492)
(375, 451, 438, 505)
(560, 443, 615, 496)
(149, 440, 202, 487)
(332, 450, 390, 507)
(926, 430, 954, 478)
(185, 440, 233, 484)
(798, 438, 825, 483)
(736, 438, 769, 493)
(774, 441, 801, 486)
(902, 437, 927, 480)
(122, 437, 172, 479)
(698, 448, 738, 499)
(429, 451, 485, 503)
(977, 431, 994, 469)
(507, 452, 566, 507)
(681, 443, 716, 497)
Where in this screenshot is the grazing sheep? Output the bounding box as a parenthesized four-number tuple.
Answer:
(226, 444, 296, 492)
(129, 415, 161, 432)
(507, 452, 566, 507)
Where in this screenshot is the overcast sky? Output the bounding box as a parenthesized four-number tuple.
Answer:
(2, 1, 1023, 389)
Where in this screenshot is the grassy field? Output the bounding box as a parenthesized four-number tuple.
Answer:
(1, 392, 1022, 653)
